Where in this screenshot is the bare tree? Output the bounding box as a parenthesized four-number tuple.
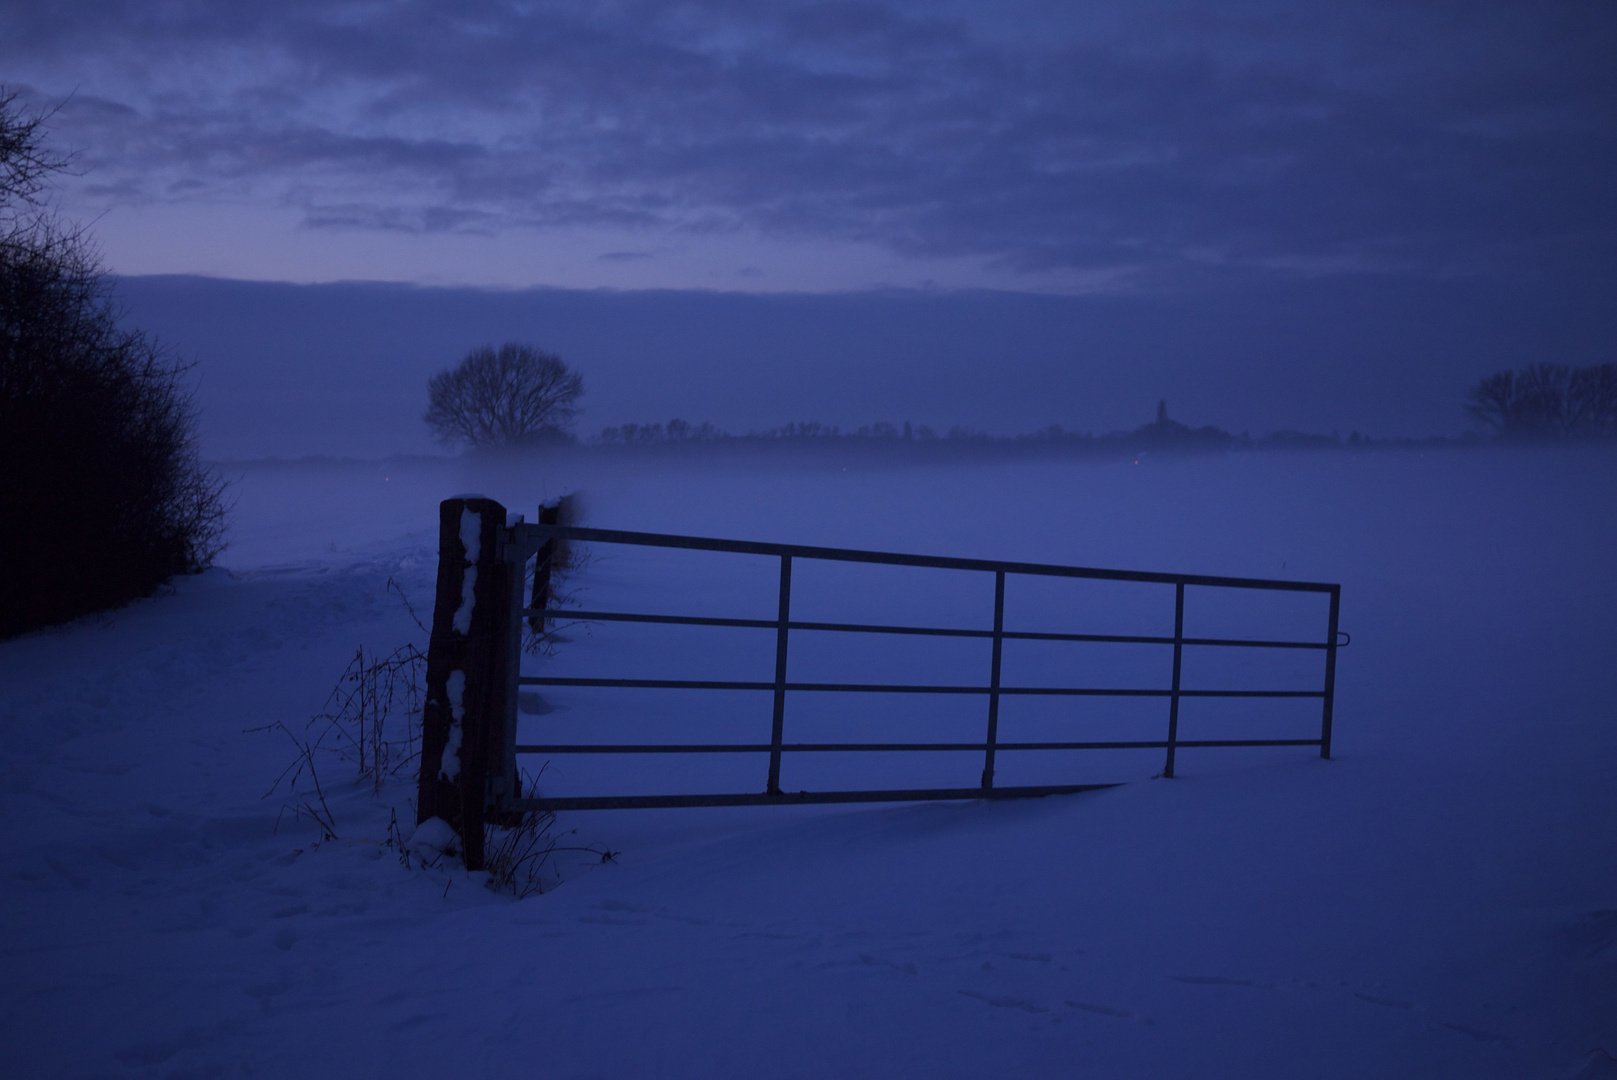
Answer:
(1569, 363, 1617, 438)
(1464, 362, 1617, 440)
(424, 343, 584, 448)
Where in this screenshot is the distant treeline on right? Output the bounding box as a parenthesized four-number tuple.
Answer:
(1464, 362, 1617, 441)
(590, 364, 1617, 457)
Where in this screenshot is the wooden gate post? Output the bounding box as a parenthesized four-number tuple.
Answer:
(417, 496, 516, 871)
(528, 493, 577, 633)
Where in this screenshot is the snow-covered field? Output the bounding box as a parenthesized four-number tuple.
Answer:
(3, 448, 1615, 1079)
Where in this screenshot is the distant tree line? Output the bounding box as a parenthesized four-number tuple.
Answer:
(418, 339, 1617, 460)
(1464, 362, 1617, 441)
(595, 403, 1400, 456)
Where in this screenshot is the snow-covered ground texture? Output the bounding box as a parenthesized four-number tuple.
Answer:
(3, 448, 1615, 1080)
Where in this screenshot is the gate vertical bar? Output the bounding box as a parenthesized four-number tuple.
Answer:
(528, 502, 558, 634)
(1320, 585, 1340, 759)
(493, 523, 530, 813)
(766, 555, 793, 795)
(1163, 581, 1185, 778)
(981, 570, 1006, 789)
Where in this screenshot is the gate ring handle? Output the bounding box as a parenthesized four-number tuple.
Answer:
(1335, 630, 1351, 647)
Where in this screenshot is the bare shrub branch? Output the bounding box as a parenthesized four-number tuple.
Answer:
(0, 89, 75, 223)
(251, 718, 340, 842)
(310, 642, 427, 796)
(1, 89, 228, 636)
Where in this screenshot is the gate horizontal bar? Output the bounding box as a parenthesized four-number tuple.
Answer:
(515, 523, 1337, 593)
(509, 782, 1120, 812)
(518, 675, 1324, 698)
(524, 608, 1331, 650)
(516, 738, 1324, 753)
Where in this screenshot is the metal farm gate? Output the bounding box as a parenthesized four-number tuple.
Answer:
(416, 497, 1345, 869)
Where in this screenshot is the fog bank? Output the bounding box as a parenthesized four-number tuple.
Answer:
(117, 274, 1617, 460)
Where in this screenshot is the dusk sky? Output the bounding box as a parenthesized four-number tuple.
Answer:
(4, 1, 1615, 453)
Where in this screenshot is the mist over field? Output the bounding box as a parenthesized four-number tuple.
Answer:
(117, 273, 1617, 461)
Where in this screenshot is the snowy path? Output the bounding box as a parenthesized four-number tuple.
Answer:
(2, 450, 1614, 1078)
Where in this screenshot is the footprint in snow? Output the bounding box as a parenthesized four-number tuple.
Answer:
(1169, 975, 1271, 988)
(1440, 1022, 1507, 1045)
(959, 990, 1048, 1014)
(114, 1041, 182, 1068)
(243, 976, 295, 999)
(859, 954, 919, 974)
(1565, 1048, 1617, 1079)
(654, 912, 712, 926)
(1566, 909, 1617, 963)
(595, 898, 653, 914)
(1354, 992, 1415, 1010)
(559, 986, 683, 1005)
(1065, 1001, 1130, 1018)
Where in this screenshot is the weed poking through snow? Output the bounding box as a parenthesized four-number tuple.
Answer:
(254, 579, 427, 840)
(253, 717, 340, 841)
(483, 771, 619, 898)
(312, 640, 426, 795)
(256, 570, 613, 897)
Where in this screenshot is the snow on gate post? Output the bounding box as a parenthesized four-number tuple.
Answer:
(417, 496, 522, 871)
